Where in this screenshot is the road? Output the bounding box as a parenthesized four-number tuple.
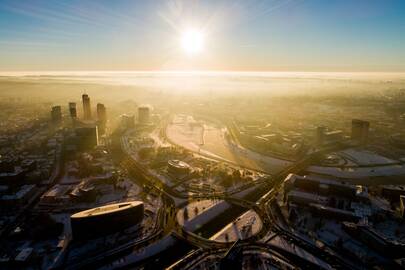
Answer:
(163, 133, 358, 269)
(102, 122, 357, 269)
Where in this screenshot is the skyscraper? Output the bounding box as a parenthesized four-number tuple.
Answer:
(97, 103, 106, 123)
(82, 94, 91, 120)
(138, 105, 150, 125)
(69, 102, 77, 118)
(96, 103, 107, 135)
(75, 126, 99, 150)
(351, 119, 370, 144)
(120, 114, 135, 129)
(51, 106, 62, 123)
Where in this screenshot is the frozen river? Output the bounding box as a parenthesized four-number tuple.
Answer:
(166, 114, 291, 174)
(166, 115, 405, 182)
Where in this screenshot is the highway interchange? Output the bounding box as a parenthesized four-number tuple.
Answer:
(78, 118, 366, 270)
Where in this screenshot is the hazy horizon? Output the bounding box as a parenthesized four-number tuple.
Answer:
(1, 70, 404, 101)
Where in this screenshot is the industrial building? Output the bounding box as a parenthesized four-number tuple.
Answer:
(309, 203, 360, 222)
(287, 190, 328, 206)
(343, 222, 405, 257)
(283, 174, 367, 200)
(70, 201, 144, 240)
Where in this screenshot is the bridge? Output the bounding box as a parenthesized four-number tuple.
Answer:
(119, 126, 359, 269)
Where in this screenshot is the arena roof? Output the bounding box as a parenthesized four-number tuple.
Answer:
(71, 201, 143, 218)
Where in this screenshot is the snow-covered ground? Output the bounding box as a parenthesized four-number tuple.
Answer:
(98, 235, 177, 270)
(309, 148, 405, 180)
(176, 186, 259, 234)
(210, 210, 262, 242)
(307, 164, 405, 180)
(337, 149, 398, 166)
(166, 114, 291, 174)
(177, 199, 228, 232)
(268, 235, 333, 270)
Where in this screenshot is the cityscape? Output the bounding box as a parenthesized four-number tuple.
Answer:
(1, 1, 405, 270)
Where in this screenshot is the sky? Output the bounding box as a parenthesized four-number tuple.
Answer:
(0, 0, 404, 72)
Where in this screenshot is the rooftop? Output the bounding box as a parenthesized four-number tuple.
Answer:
(71, 201, 143, 218)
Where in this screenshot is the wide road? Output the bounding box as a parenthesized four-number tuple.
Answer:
(118, 123, 356, 269)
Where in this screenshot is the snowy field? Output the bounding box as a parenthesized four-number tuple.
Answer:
(177, 199, 223, 227)
(307, 164, 405, 180)
(210, 210, 262, 242)
(337, 149, 398, 166)
(268, 235, 333, 269)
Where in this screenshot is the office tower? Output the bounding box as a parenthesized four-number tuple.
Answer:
(351, 119, 370, 144)
(51, 106, 62, 123)
(96, 103, 107, 135)
(75, 126, 98, 150)
(120, 114, 135, 129)
(69, 102, 77, 118)
(138, 105, 150, 124)
(82, 94, 91, 120)
(97, 103, 106, 123)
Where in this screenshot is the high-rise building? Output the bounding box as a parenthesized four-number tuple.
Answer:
(351, 119, 369, 144)
(51, 106, 62, 123)
(97, 103, 106, 122)
(75, 126, 98, 150)
(82, 94, 91, 120)
(96, 103, 107, 135)
(120, 114, 135, 129)
(138, 105, 150, 124)
(69, 102, 77, 118)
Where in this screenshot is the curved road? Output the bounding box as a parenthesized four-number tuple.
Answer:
(116, 124, 359, 269)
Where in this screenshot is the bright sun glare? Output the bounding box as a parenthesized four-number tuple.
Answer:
(181, 29, 204, 55)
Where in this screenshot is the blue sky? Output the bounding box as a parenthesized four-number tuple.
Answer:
(0, 0, 404, 71)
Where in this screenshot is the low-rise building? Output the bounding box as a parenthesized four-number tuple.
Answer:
(287, 190, 328, 206)
(168, 160, 190, 175)
(0, 184, 37, 209)
(70, 201, 144, 240)
(343, 222, 405, 258)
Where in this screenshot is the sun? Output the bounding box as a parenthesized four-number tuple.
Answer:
(181, 29, 204, 55)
